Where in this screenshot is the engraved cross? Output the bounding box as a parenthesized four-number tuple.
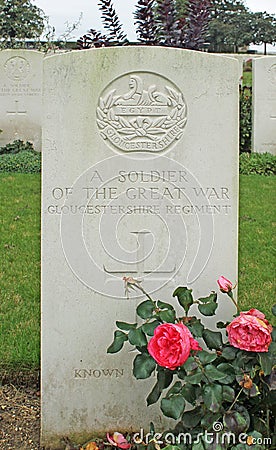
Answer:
(103, 230, 175, 279)
(7, 100, 27, 116)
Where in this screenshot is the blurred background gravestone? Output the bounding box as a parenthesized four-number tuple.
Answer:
(252, 56, 276, 155)
(0, 50, 43, 151)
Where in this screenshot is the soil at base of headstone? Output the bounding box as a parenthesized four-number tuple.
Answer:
(0, 371, 109, 450)
(0, 370, 43, 450)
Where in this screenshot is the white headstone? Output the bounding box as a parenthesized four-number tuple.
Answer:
(0, 50, 43, 151)
(221, 54, 244, 81)
(252, 56, 276, 155)
(41, 47, 239, 448)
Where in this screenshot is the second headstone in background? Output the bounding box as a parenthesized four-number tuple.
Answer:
(252, 56, 276, 155)
(0, 50, 43, 151)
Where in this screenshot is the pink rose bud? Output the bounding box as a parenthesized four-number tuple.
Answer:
(217, 276, 233, 293)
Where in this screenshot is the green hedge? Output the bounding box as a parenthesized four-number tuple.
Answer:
(239, 152, 276, 176)
(0, 139, 35, 155)
(0, 150, 41, 173)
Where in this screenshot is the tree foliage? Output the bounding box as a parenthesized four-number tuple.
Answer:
(184, 0, 211, 49)
(251, 11, 276, 54)
(0, 0, 45, 48)
(98, 0, 128, 44)
(207, 0, 276, 52)
(155, 0, 178, 46)
(78, 0, 275, 53)
(134, 0, 158, 45)
(78, 0, 211, 51)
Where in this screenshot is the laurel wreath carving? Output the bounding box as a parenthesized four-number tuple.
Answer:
(97, 86, 187, 141)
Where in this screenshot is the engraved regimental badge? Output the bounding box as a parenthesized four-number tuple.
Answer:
(4, 56, 30, 81)
(97, 72, 187, 153)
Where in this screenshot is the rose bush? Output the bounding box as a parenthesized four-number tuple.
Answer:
(108, 278, 276, 449)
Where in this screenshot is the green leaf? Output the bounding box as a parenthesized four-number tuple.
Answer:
(222, 386, 235, 403)
(235, 351, 255, 369)
(198, 350, 217, 365)
(157, 300, 175, 310)
(182, 407, 202, 428)
(183, 356, 198, 372)
(198, 293, 217, 304)
(166, 381, 182, 397)
(268, 341, 276, 356)
(163, 446, 182, 450)
(133, 353, 156, 379)
(157, 368, 174, 389)
(198, 302, 218, 316)
(177, 367, 187, 380)
(272, 304, 276, 316)
(128, 327, 147, 347)
(204, 364, 229, 381)
(187, 318, 204, 338)
(243, 383, 260, 397)
(142, 320, 160, 336)
(198, 293, 218, 317)
(147, 442, 157, 450)
(202, 329, 223, 350)
(223, 407, 250, 434)
(216, 363, 236, 383)
(161, 395, 185, 419)
(181, 383, 199, 405)
(116, 321, 137, 331)
(185, 368, 202, 384)
(107, 330, 128, 353)
(191, 440, 206, 450)
(221, 346, 237, 360)
(216, 321, 227, 329)
(147, 381, 162, 406)
(203, 384, 222, 413)
(158, 309, 176, 323)
(200, 412, 221, 429)
(173, 286, 194, 314)
(136, 300, 155, 319)
(147, 368, 174, 406)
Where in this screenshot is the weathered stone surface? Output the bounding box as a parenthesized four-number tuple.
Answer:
(41, 47, 239, 447)
(252, 56, 276, 155)
(0, 50, 43, 150)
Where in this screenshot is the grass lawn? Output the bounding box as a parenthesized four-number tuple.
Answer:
(0, 173, 275, 371)
(238, 175, 275, 320)
(0, 174, 41, 370)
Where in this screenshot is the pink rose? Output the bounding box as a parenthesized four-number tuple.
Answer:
(148, 323, 201, 370)
(217, 276, 233, 293)
(226, 309, 273, 352)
